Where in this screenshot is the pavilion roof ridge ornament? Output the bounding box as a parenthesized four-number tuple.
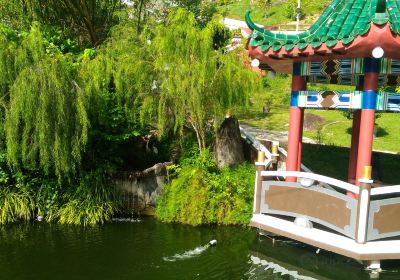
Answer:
(245, 0, 400, 55)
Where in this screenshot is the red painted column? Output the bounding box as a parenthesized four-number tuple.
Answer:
(286, 62, 306, 182)
(348, 110, 361, 183)
(355, 59, 379, 187)
(297, 108, 305, 171)
(355, 109, 376, 185)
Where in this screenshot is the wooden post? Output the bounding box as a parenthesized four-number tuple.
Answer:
(286, 62, 306, 182)
(355, 166, 373, 244)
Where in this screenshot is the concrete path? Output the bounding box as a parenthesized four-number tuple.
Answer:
(240, 124, 316, 144)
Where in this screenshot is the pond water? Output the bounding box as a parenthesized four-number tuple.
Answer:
(1, 219, 399, 280)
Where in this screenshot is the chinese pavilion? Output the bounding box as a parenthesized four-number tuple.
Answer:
(246, 0, 400, 268)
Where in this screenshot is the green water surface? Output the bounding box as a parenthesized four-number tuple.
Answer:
(0, 219, 399, 279)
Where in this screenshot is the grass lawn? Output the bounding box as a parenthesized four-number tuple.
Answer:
(240, 105, 400, 153)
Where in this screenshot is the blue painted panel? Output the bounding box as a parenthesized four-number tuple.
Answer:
(339, 96, 350, 103)
(362, 91, 377, 109)
(307, 95, 318, 102)
(364, 58, 380, 74)
(290, 91, 299, 107)
(293, 62, 302, 76)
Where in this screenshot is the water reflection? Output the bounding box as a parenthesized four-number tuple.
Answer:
(248, 233, 400, 280)
(247, 254, 319, 280)
(1, 221, 400, 279)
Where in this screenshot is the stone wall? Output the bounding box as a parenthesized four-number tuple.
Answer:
(115, 162, 172, 216)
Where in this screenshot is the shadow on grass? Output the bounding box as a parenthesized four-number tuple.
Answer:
(302, 143, 400, 185)
(346, 126, 389, 137)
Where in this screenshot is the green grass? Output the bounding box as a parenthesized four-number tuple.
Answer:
(217, 0, 331, 26)
(302, 144, 400, 185)
(240, 106, 400, 153)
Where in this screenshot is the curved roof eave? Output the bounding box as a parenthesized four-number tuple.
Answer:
(245, 0, 400, 54)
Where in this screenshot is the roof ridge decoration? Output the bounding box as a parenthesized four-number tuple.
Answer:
(246, 0, 400, 53)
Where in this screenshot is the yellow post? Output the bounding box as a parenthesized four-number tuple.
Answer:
(257, 151, 265, 163)
(270, 141, 279, 171)
(254, 151, 266, 214)
(362, 166, 372, 180)
(271, 141, 279, 155)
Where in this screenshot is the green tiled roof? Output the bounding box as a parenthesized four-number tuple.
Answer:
(246, 0, 400, 52)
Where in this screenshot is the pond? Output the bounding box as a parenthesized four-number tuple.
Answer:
(0, 219, 399, 279)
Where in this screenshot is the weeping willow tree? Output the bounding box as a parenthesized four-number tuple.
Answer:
(79, 21, 155, 133)
(4, 24, 89, 179)
(0, 26, 17, 147)
(140, 9, 259, 151)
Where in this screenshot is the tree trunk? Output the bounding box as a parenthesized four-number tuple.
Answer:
(214, 117, 244, 168)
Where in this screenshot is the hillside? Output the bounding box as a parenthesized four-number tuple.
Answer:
(218, 0, 331, 26)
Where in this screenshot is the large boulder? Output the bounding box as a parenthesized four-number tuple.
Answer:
(214, 117, 245, 168)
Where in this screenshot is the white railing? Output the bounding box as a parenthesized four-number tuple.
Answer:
(371, 185, 400, 196)
(260, 170, 360, 195)
(239, 126, 272, 159)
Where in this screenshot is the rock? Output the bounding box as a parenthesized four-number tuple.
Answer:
(303, 113, 326, 131)
(262, 100, 272, 114)
(115, 162, 172, 215)
(214, 117, 245, 168)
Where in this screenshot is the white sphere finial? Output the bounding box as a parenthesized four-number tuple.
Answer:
(251, 59, 260, 68)
(372, 47, 384, 58)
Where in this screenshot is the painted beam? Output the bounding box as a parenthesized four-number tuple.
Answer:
(301, 58, 400, 76)
(301, 59, 400, 86)
(290, 90, 400, 112)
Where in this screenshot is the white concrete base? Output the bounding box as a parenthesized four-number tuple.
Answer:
(365, 260, 381, 270)
(251, 214, 400, 261)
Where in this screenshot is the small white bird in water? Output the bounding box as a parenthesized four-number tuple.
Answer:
(37, 216, 43, 222)
(209, 240, 217, 246)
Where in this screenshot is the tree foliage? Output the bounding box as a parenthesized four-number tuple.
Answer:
(169, 0, 217, 27)
(4, 25, 89, 179)
(0, 0, 123, 46)
(80, 22, 154, 127)
(77, 22, 156, 171)
(139, 9, 258, 151)
(0, 4, 261, 224)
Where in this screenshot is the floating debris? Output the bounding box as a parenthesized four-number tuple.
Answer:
(111, 218, 142, 223)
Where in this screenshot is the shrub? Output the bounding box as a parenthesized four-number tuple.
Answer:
(156, 149, 254, 226)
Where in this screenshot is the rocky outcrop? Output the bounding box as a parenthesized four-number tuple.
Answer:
(214, 117, 245, 168)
